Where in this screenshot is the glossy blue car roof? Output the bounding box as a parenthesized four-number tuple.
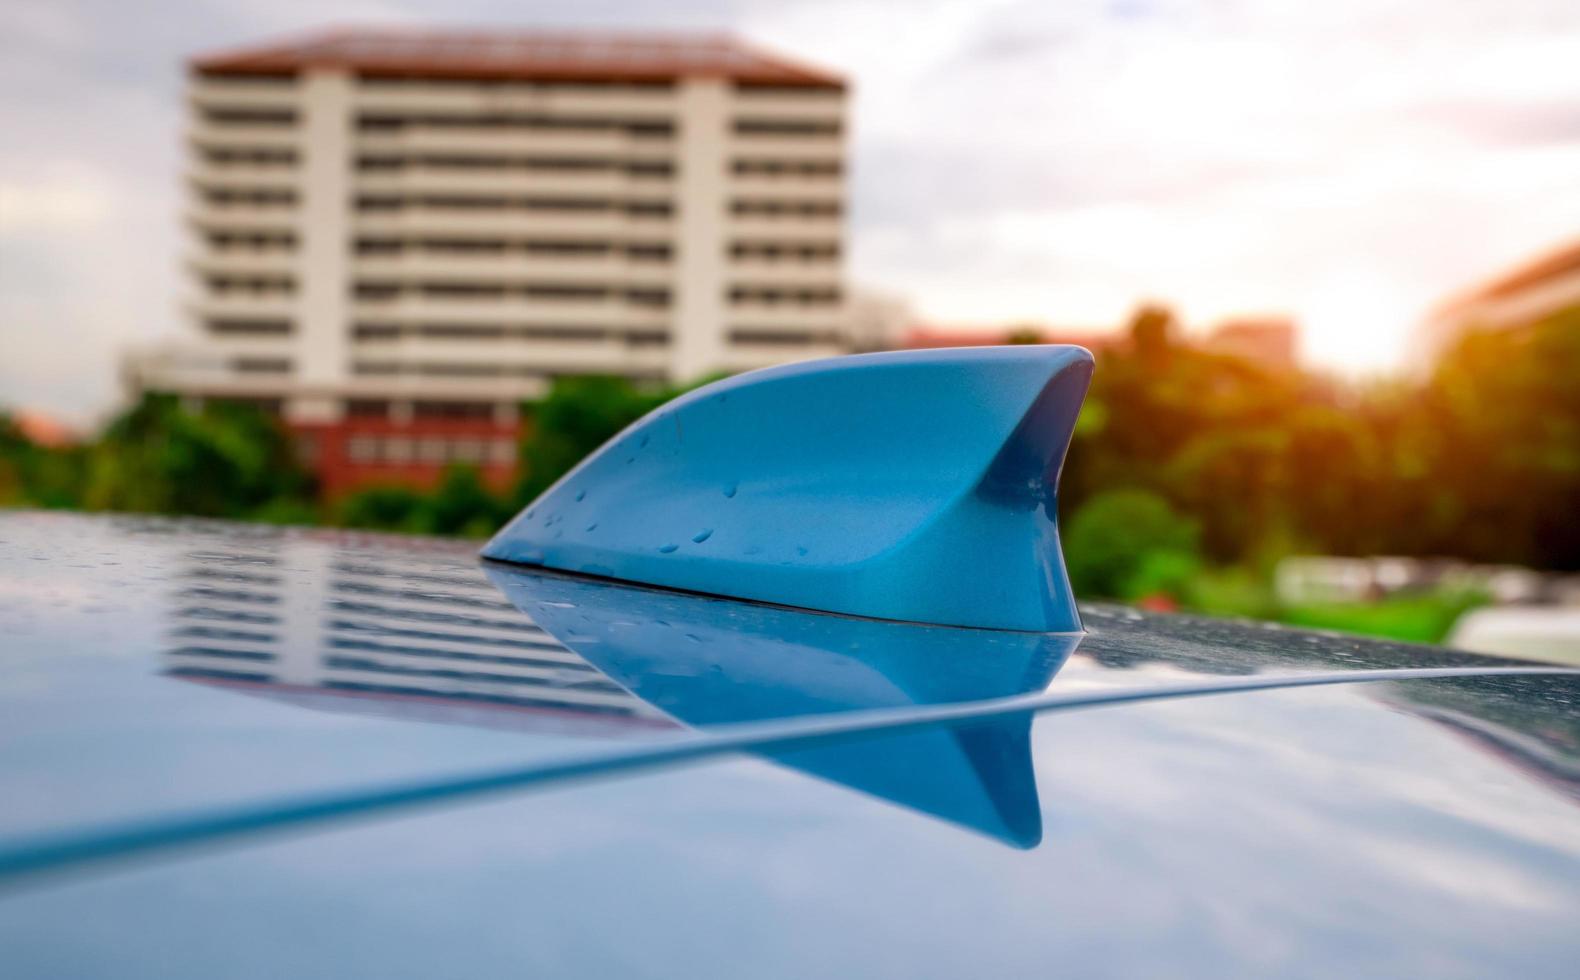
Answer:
(2, 512, 1579, 978)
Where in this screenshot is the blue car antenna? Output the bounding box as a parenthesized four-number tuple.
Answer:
(486, 564, 1081, 847)
(481, 345, 1093, 632)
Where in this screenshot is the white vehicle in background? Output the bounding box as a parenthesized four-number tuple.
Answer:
(1450, 606, 1580, 665)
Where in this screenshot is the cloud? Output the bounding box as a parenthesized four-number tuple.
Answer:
(0, 171, 114, 233)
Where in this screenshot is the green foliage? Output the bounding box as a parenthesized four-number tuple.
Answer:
(1063, 302, 1580, 573)
(0, 412, 87, 508)
(1280, 590, 1490, 645)
(2, 301, 1576, 649)
(428, 465, 507, 537)
(1182, 565, 1281, 620)
(0, 413, 24, 505)
(78, 394, 312, 518)
(336, 466, 507, 538)
(1063, 488, 1200, 600)
(336, 485, 433, 534)
(247, 497, 322, 527)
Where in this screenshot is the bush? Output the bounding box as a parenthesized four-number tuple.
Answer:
(81, 394, 311, 517)
(336, 466, 504, 538)
(428, 465, 506, 537)
(1063, 488, 1200, 600)
(336, 485, 431, 534)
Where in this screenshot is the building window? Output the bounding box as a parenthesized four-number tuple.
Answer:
(520, 325, 608, 342)
(345, 399, 391, 419)
(203, 188, 297, 208)
(733, 118, 841, 137)
(209, 231, 296, 252)
(523, 284, 608, 300)
(231, 357, 292, 374)
(420, 282, 507, 299)
(208, 396, 284, 417)
(201, 108, 298, 127)
(624, 243, 671, 262)
(730, 198, 841, 218)
(732, 158, 842, 177)
(354, 238, 404, 255)
(353, 323, 401, 340)
(624, 200, 673, 218)
(208, 318, 292, 336)
(203, 147, 298, 166)
(354, 196, 404, 212)
(728, 328, 844, 347)
(625, 330, 668, 348)
(207, 275, 295, 296)
(626, 160, 674, 177)
(625, 288, 671, 308)
(416, 363, 504, 378)
(417, 438, 447, 464)
(412, 400, 495, 421)
(384, 437, 414, 463)
(418, 323, 505, 340)
(523, 239, 608, 256)
(732, 82, 843, 98)
(730, 241, 840, 262)
(354, 114, 673, 139)
(354, 283, 402, 301)
(451, 439, 487, 464)
(727, 286, 842, 307)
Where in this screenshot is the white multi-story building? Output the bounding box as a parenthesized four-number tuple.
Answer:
(130, 29, 849, 494)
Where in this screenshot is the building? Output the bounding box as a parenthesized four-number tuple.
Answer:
(1201, 316, 1299, 370)
(129, 28, 849, 495)
(1414, 236, 1580, 366)
(8, 410, 79, 449)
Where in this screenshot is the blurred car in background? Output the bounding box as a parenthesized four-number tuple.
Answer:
(1450, 606, 1580, 666)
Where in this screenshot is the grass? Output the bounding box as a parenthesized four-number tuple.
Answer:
(1277, 591, 1489, 645)
(1167, 565, 1490, 644)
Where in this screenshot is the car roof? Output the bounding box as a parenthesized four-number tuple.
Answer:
(3, 511, 1579, 978)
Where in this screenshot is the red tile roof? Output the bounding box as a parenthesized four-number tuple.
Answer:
(1433, 236, 1580, 318)
(192, 28, 845, 89)
(11, 410, 79, 449)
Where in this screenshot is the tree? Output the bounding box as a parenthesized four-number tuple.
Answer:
(0, 412, 87, 508)
(81, 394, 311, 518)
(513, 376, 680, 506)
(427, 465, 505, 537)
(336, 485, 431, 534)
(1063, 488, 1200, 600)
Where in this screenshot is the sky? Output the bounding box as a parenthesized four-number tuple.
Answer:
(4, 0, 1580, 425)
